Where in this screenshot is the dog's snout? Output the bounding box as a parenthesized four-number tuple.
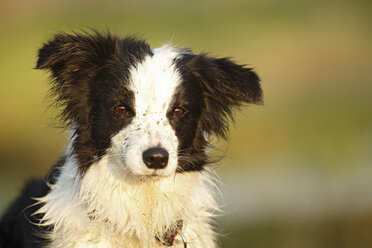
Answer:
(142, 147, 169, 169)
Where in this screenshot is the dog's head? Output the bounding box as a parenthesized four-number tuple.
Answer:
(36, 31, 262, 177)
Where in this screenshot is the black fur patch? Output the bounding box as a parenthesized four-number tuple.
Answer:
(36, 31, 152, 174)
(172, 53, 262, 171)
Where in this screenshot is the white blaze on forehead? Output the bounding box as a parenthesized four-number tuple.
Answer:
(109, 45, 183, 176)
(129, 45, 182, 116)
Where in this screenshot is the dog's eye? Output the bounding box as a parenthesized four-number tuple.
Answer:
(172, 107, 185, 117)
(114, 105, 127, 114)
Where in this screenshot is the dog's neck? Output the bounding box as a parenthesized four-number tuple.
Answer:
(35, 151, 218, 247)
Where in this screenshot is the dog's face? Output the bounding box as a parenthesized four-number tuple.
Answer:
(36, 32, 262, 177)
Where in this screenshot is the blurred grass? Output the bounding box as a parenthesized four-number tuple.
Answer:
(0, 0, 371, 247)
(220, 211, 372, 248)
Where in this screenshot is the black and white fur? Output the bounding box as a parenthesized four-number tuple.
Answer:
(0, 31, 262, 248)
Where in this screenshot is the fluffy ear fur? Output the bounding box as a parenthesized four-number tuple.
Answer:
(35, 32, 119, 128)
(181, 54, 263, 139)
(36, 32, 119, 74)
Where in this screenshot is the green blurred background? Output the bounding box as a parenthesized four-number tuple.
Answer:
(0, 0, 371, 247)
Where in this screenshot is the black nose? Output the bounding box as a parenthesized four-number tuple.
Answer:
(142, 147, 169, 169)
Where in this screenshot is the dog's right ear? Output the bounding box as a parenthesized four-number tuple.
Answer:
(35, 32, 121, 77)
(35, 33, 74, 72)
(35, 32, 125, 127)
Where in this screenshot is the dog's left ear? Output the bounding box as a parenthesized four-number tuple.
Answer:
(182, 54, 263, 139)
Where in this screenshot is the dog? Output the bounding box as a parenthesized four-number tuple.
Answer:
(0, 31, 262, 248)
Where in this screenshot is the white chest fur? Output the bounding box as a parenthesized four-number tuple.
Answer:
(35, 154, 218, 248)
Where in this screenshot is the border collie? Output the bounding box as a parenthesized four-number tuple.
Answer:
(0, 31, 262, 248)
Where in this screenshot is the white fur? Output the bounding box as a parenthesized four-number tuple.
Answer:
(36, 149, 218, 247)
(35, 47, 219, 247)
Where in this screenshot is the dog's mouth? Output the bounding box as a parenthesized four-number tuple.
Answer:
(124, 171, 174, 184)
(139, 168, 175, 177)
(122, 161, 177, 179)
